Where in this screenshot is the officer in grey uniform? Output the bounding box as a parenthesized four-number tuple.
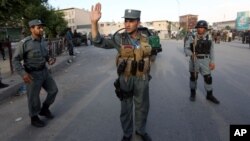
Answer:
(184, 20, 220, 104)
(12, 19, 58, 127)
(90, 3, 152, 141)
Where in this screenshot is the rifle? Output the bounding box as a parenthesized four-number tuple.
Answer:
(192, 36, 197, 79)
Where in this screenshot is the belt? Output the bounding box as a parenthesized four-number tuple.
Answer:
(24, 65, 46, 72)
(196, 55, 210, 59)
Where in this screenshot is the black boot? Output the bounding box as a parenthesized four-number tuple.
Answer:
(39, 103, 54, 119)
(121, 135, 132, 141)
(206, 91, 220, 104)
(31, 116, 45, 127)
(189, 89, 196, 101)
(0, 81, 9, 89)
(136, 131, 152, 141)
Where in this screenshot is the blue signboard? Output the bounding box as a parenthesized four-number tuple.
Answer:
(236, 11, 250, 31)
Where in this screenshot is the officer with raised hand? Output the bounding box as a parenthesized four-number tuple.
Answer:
(90, 3, 152, 141)
(12, 19, 58, 127)
(184, 20, 220, 104)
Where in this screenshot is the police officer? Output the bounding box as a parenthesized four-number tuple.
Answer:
(12, 19, 58, 127)
(90, 3, 152, 141)
(65, 28, 75, 63)
(184, 20, 220, 104)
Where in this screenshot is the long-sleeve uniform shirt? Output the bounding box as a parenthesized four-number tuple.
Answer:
(12, 36, 49, 77)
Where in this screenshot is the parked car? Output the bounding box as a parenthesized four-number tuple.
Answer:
(73, 31, 88, 46)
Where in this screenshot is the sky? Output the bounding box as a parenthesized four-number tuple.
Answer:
(48, 0, 250, 24)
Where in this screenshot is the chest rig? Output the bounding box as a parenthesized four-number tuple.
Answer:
(116, 33, 152, 78)
(190, 34, 211, 54)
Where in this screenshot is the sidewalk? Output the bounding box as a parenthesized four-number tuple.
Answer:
(0, 47, 79, 102)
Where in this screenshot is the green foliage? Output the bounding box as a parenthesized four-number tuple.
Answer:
(0, 0, 68, 38)
(225, 25, 231, 30)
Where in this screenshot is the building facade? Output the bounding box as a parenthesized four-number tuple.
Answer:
(98, 20, 179, 39)
(59, 8, 91, 34)
(212, 20, 236, 30)
(179, 14, 198, 30)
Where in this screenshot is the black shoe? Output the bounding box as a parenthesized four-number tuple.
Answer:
(206, 94, 220, 104)
(189, 93, 196, 101)
(136, 131, 152, 141)
(189, 89, 196, 101)
(121, 135, 132, 141)
(31, 116, 45, 127)
(39, 106, 54, 119)
(0, 82, 9, 89)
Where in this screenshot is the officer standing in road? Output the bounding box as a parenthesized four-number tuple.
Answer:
(12, 19, 58, 127)
(184, 20, 220, 104)
(90, 3, 152, 141)
(65, 28, 75, 63)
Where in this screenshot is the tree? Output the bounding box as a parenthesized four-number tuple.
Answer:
(225, 25, 231, 30)
(43, 9, 68, 38)
(0, 0, 67, 38)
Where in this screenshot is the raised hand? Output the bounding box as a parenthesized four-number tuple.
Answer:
(90, 3, 102, 23)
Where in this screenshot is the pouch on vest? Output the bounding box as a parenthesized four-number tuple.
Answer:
(130, 60, 137, 75)
(138, 59, 145, 72)
(117, 59, 127, 75)
(138, 51, 145, 72)
(140, 37, 151, 56)
(129, 53, 136, 75)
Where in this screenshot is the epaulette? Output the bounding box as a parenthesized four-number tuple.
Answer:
(140, 33, 148, 42)
(21, 36, 32, 44)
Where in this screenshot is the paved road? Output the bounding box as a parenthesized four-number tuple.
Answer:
(0, 40, 250, 141)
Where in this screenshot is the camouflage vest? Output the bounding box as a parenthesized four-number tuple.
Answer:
(116, 33, 152, 78)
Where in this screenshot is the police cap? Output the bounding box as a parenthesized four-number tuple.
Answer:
(122, 9, 141, 19)
(28, 19, 45, 27)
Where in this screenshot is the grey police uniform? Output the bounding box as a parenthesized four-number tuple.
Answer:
(12, 35, 58, 117)
(92, 9, 151, 137)
(184, 32, 214, 92)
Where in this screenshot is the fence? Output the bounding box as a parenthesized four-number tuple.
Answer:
(47, 38, 67, 58)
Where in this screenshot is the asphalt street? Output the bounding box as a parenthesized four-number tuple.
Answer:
(0, 40, 250, 141)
